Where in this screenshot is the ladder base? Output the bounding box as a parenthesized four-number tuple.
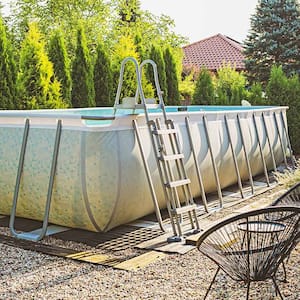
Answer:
(167, 228, 201, 243)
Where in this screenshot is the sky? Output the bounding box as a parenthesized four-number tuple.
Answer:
(140, 0, 258, 44)
(1, 0, 259, 44)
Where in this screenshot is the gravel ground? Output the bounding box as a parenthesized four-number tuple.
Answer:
(0, 185, 299, 300)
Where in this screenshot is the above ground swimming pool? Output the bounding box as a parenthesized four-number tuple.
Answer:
(0, 105, 291, 232)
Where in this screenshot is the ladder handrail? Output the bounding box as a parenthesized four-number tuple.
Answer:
(114, 57, 146, 111)
(139, 59, 167, 122)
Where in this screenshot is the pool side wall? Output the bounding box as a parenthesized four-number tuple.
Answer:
(0, 107, 289, 231)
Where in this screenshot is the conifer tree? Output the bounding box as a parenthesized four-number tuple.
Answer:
(71, 25, 95, 108)
(147, 45, 167, 100)
(17, 22, 65, 109)
(164, 47, 180, 105)
(48, 29, 71, 106)
(193, 68, 214, 105)
(244, 0, 300, 84)
(94, 43, 113, 107)
(0, 16, 17, 109)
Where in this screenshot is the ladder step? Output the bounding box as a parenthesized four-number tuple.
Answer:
(159, 153, 184, 161)
(171, 204, 198, 215)
(166, 179, 191, 188)
(152, 128, 178, 135)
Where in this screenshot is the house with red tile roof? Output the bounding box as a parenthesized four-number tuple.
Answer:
(182, 34, 245, 74)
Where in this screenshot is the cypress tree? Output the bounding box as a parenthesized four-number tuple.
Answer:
(244, 0, 300, 84)
(94, 43, 113, 107)
(17, 22, 65, 109)
(71, 25, 95, 108)
(193, 68, 214, 105)
(266, 65, 288, 106)
(147, 45, 167, 100)
(164, 47, 180, 105)
(0, 16, 17, 109)
(48, 29, 71, 106)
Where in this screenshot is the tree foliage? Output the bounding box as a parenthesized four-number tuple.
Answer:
(193, 68, 214, 105)
(48, 29, 71, 106)
(8, 0, 109, 48)
(94, 43, 113, 107)
(17, 22, 65, 109)
(71, 24, 95, 108)
(244, 0, 300, 84)
(0, 16, 16, 109)
(164, 47, 180, 105)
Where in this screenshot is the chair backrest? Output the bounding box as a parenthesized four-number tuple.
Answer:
(271, 182, 300, 207)
(197, 206, 300, 282)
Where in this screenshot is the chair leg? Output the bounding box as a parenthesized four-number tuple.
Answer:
(246, 281, 251, 300)
(271, 276, 284, 300)
(281, 261, 287, 283)
(204, 266, 220, 300)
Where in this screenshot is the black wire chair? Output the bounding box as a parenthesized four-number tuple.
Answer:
(271, 182, 300, 207)
(268, 182, 300, 281)
(196, 206, 300, 300)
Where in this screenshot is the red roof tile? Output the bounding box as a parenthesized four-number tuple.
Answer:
(183, 34, 245, 72)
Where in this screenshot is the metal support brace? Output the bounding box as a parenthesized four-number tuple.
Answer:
(224, 115, 244, 198)
(202, 115, 223, 207)
(236, 115, 254, 195)
(279, 111, 296, 168)
(132, 119, 166, 232)
(185, 117, 208, 212)
(272, 112, 288, 168)
(262, 112, 277, 172)
(252, 114, 270, 186)
(9, 119, 63, 241)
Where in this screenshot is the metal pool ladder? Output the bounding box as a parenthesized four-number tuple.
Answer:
(115, 57, 200, 242)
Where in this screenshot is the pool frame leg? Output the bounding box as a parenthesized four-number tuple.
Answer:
(133, 119, 166, 232)
(185, 117, 208, 212)
(262, 112, 277, 172)
(236, 115, 255, 195)
(224, 115, 244, 198)
(203, 115, 223, 208)
(252, 114, 270, 186)
(9, 119, 63, 241)
(279, 111, 296, 168)
(273, 112, 288, 168)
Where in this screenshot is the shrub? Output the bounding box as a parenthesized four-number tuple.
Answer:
(215, 63, 247, 105)
(266, 65, 300, 154)
(246, 82, 266, 105)
(193, 68, 214, 105)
